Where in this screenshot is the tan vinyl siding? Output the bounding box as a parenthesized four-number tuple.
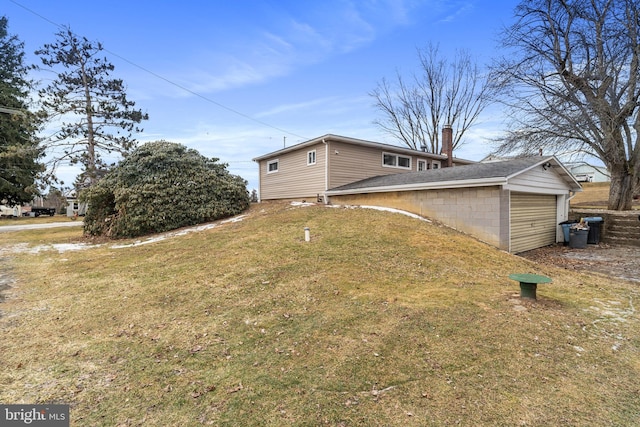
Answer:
(328, 141, 432, 189)
(255, 135, 469, 201)
(510, 193, 557, 253)
(259, 143, 326, 200)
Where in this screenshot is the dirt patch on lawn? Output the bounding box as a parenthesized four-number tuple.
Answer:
(519, 243, 640, 283)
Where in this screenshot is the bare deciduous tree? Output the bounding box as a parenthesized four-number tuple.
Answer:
(371, 43, 490, 154)
(491, 0, 640, 210)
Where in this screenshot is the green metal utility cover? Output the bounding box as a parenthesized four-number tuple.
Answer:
(509, 273, 552, 284)
(509, 273, 552, 299)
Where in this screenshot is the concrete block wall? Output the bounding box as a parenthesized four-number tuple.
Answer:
(329, 186, 509, 250)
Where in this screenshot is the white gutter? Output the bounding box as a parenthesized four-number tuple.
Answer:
(323, 138, 328, 203)
(252, 133, 473, 164)
(325, 177, 507, 196)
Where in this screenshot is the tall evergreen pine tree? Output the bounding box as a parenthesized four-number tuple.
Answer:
(36, 27, 148, 187)
(0, 16, 43, 205)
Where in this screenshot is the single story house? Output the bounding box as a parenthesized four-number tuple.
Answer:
(326, 156, 582, 253)
(252, 132, 473, 202)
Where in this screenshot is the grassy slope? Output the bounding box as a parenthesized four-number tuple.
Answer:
(570, 182, 611, 207)
(1, 203, 638, 426)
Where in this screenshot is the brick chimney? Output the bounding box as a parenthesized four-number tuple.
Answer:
(442, 124, 453, 167)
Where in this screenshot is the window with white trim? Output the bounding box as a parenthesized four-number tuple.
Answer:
(398, 156, 410, 168)
(432, 161, 440, 169)
(417, 159, 427, 171)
(383, 153, 396, 166)
(267, 159, 279, 173)
(382, 152, 411, 169)
(307, 150, 316, 165)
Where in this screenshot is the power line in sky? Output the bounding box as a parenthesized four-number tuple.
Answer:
(9, 0, 309, 141)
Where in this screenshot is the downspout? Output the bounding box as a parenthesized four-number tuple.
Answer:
(565, 190, 579, 219)
(567, 190, 578, 203)
(323, 138, 328, 204)
(254, 160, 262, 202)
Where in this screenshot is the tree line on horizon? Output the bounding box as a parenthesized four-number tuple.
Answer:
(1, 0, 639, 211)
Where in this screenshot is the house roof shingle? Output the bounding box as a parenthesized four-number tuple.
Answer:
(327, 156, 582, 193)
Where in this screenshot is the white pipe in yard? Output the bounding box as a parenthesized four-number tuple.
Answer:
(304, 227, 310, 242)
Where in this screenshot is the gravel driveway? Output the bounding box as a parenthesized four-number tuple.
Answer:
(0, 221, 83, 233)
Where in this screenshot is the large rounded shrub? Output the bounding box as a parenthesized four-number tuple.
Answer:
(82, 141, 250, 238)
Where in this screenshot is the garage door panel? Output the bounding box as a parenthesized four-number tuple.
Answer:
(511, 193, 557, 253)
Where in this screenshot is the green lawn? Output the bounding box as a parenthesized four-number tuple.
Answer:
(1, 202, 638, 426)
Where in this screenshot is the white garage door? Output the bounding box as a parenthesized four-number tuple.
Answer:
(510, 193, 557, 253)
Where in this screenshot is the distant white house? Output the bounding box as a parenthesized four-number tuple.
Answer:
(567, 164, 609, 183)
(482, 155, 610, 184)
(0, 205, 22, 217)
(65, 190, 88, 217)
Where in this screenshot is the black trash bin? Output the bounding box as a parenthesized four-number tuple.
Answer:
(583, 216, 603, 244)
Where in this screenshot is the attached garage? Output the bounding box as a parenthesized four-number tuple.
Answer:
(510, 193, 557, 253)
(326, 156, 582, 253)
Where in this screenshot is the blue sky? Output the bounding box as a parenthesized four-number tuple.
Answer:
(5, 0, 518, 191)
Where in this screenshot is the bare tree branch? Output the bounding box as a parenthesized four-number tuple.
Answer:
(491, 0, 640, 210)
(371, 42, 491, 154)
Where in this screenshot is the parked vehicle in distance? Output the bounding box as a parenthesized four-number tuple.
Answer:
(30, 207, 57, 217)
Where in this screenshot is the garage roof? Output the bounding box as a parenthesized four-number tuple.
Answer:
(326, 156, 582, 195)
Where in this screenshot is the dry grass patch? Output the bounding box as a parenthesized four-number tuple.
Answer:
(570, 182, 610, 207)
(1, 203, 639, 426)
(571, 182, 640, 209)
(0, 227, 85, 252)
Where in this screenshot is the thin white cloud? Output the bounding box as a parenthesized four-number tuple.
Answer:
(261, 31, 295, 53)
(288, 19, 333, 53)
(255, 97, 341, 118)
(255, 94, 372, 119)
(436, 1, 475, 23)
(152, 1, 434, 97)
(183, 58, 282, 94)
(327, 3, 376, 53)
